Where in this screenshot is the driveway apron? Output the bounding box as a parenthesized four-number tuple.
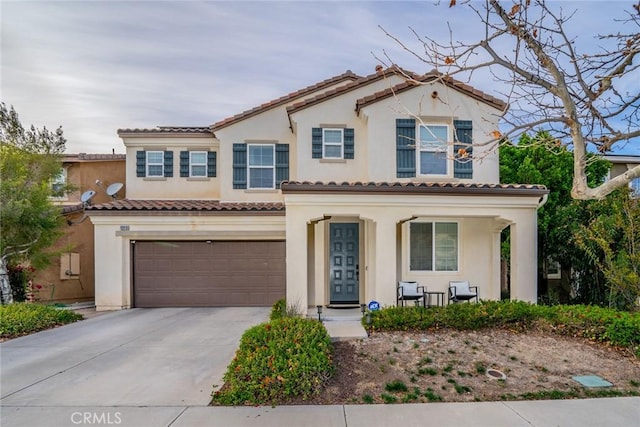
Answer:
(0, 307, 269, 407)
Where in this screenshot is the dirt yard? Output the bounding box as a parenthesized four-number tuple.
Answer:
(289, 328, 640, 404)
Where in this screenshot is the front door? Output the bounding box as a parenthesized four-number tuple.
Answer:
(329, 223, 359, 304)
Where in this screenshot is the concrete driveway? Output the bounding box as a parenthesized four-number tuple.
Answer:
(1, 307, 269, 409)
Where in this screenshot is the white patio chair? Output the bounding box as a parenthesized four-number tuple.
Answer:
(448, 281, 479, 304)
(397, 281, 426, 307)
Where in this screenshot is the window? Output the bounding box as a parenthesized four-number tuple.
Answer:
(312, 127, 354, 159)
(418, 124, 449, 175)
(247, 144, 275, 189)
(323, 128, 343, 159)
(545, 258, 561, 279)
(146, 151, 164, 177)
(189, 151, 207, 177)
(410, 222, 458, 271)
(50, 168, 67, 200)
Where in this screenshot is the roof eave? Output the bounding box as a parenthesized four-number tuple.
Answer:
(281, 182, 548, 197)
(211, 70, 361, 131)
(355, 74, 508, 114)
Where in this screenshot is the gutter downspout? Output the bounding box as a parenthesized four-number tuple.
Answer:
(537, 193, 549, 209)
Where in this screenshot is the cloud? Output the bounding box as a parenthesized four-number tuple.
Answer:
(1, 1, 638, 154)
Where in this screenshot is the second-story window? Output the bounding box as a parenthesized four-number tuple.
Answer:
(146, 151, 164, 177)
(323, 128, 344, 159)
(248, 144, 275, 189)
(418, 124, 449, 176)
(189, 151, 207, 177)
(312, 127, 354, 160)
(50, 167, 67, 200)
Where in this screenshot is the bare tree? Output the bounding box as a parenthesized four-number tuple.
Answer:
(381, 0, 640, 200)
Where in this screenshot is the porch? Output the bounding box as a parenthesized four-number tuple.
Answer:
(282, 181, 548, 311)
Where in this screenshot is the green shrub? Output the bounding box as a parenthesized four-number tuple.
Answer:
(380, 393, 397, 403)
(362, 393, 374, 404)
(367, 301, 640, 357)
(270, 298, 286, 320)
(384, 380, 408, 393)
(269, 298, 304, 320)
(424, 388, 443, 401)
(211, 317, 333, 405)
(0, 303, 82, 338)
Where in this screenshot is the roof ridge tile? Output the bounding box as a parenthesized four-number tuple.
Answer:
(211, 70, 361, 130)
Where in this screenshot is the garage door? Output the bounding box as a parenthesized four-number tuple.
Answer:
(133, 241, 285, 307)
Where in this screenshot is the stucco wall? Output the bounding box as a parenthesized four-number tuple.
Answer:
(90, 214, 286, 310)
(288, 75, 405, 183)
(124, 136, 219, 200)
(359, 80, 502, 184)
(32, 159, 125, 303)
(285, 192, 541, 309)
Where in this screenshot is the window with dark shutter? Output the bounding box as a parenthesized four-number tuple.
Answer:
(312, 128, 323, 159)
(233, 144, 247, 189)
(312, 127, 355, 159)
(136, 151, 146, 177)
(163, 151, 173, 177)
(453, 120, 473, 179)
(343, 128, 354, 159)
(179, 151, 189, 177)
(396, 119, 416, 177)
(146, 151, 164, 177)
(207, 151, 216, 177)
(275, 144, 289, 189)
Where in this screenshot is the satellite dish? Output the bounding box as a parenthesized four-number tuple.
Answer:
(80, 190, 96, 205)
(106, 182, 123, 199)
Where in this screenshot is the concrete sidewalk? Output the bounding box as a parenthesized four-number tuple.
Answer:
(1, 397, 638, 426)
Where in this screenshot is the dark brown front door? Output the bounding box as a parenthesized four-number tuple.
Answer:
(133, 241, 285, 307)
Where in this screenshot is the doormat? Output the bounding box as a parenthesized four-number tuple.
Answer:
(572, 375, 613, 388)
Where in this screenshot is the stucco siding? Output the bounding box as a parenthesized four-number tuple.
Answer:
(359, 80, 502, 184)
(90, 214, 286, 310)
(124, 136, 219, 200)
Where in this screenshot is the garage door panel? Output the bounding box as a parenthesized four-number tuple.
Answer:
(133, 241, 285, 307)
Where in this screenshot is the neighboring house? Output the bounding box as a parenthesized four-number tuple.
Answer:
(33, 153, 126, 303)
(604, 154, 640, 198)
(87, 68, 547, 311)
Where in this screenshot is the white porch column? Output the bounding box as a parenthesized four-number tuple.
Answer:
(372, 217, 398, 308)
(93, 223, 126, 311)
(510, 215, 538, 303)
(285, 211, 309, 309)
(489, 228, 503, 301)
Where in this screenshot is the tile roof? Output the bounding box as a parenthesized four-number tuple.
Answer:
(356, 70, 507, 112)
(286, 66, 420, 116)
(61, 203, 85, 214)
(210, 70, 361, 131)
(86, 199, 285, 213)
(355, 70, 508, 112)
(280, 181, 547, 196)
(63, 153, 126, 162)
(117, 126, 214, 136)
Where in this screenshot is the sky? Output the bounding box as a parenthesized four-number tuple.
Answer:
(2, 0, 638, 155)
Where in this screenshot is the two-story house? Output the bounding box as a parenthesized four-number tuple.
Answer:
(34, 153, 125, 303)
(87, 68, 547, 311)
(604, 154, 640, 198)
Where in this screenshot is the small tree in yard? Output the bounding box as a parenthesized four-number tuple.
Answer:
(381, 0, 640, 200)
(500, 132, 611, 302)
(0, 103, 66, 304)
(575, 190, 640, 310)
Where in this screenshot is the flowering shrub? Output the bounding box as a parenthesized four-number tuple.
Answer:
(0, 303, 82, 339)
(368, 301, 640, 358)
(212, 317, 333, 405)
(7, 264, 36, 302)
